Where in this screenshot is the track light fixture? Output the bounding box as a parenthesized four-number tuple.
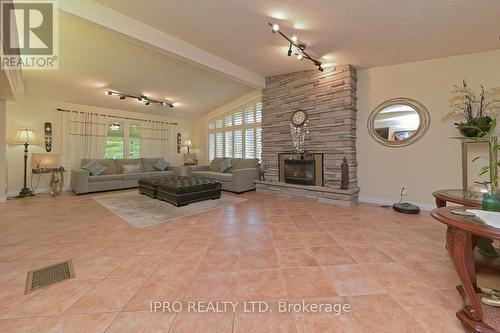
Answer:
(268, 22, 326, 72)
(105, 90, 174, 108)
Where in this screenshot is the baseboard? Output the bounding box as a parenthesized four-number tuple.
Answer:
(7, 188, 70, 198)
(358, 195, 435, 212)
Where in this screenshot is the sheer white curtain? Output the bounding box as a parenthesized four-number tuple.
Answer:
(139, 120, 172, 160)
(62, 111, 108, 171)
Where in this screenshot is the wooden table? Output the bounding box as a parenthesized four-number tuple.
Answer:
(433, 189, 482, 208)
(431, 207, 500, 332)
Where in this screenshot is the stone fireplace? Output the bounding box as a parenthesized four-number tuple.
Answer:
(255, 65, 359, 205)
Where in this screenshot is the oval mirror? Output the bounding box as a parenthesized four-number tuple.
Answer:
(368, 98, 430, 147)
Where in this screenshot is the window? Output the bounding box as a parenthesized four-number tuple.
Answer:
(207, 99, 262, 162)
(105, 121, 124, 159)
(105, 121, 141, 159)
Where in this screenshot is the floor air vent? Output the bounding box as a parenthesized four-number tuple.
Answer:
(25, 260, 75, 294)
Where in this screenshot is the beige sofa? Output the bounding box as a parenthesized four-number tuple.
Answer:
(191, 157, 260, 193)
(71, 158, 179, 194)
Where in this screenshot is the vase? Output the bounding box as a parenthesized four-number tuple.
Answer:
(481, 192, 500, 212)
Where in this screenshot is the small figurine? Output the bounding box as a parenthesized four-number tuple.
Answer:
(341, 157, 349, 190)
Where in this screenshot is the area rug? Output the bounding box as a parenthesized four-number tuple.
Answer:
(93, 191, 246, 228)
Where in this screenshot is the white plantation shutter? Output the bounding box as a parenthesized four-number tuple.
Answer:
(256, 127, 262, 160)
(234, 111, 243, 126)
(234, 130, 243, 158)
(225, 131, 233, 157)
(244, 105, 255, 124)
(245, 128, 255, 158)
(256, 102, 262, 123)
(207, 99, 262, 162)
(209, 133, 215, 161)
(216, 132, 223, 157)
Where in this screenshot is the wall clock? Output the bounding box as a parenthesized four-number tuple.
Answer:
(291, 110, 308, 127)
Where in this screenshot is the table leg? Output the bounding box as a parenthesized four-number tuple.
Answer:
(446, 227, 483, 322)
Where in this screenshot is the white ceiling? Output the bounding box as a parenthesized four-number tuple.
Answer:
(21, 12, 254, 118)
(94, 0, 500, 76)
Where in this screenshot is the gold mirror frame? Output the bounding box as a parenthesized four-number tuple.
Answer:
(367, 98, 430, 148)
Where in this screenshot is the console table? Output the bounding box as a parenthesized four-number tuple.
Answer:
(31, 167, 65, 196)
(431, 207, 500, 332)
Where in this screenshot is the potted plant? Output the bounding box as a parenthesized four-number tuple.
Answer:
(445, 80, 500, 137)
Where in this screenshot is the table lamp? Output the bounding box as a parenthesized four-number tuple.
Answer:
(13, 129, 40, 198)
(184, 139, 192, 153)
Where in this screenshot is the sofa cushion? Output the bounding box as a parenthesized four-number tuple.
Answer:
(154, 158, 169, 171)
(141, 158, 160, 172)
(194, 171, 232, 182)
(219, 158, 232, 173)
(150, 170, 175, 177)
(234, 158, 259, 170)
(122, 172, 152, 181)
(209, 158, 223, 171)
(82, 160, 107, 176)
(122, 164, 142, 174)
(81, 159, 116, 175)
(89, 174, 122, 183)
(115, 159, 142, 173)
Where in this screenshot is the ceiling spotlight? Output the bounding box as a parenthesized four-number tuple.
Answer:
(106, 90, 175, 108)
(269, 22, 324, 72)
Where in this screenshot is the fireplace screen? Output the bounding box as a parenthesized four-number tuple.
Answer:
(284, 159, 315, 185)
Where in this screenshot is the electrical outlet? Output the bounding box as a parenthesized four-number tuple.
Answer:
(400, 187, 407, 196)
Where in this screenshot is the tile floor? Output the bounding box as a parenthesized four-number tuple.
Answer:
(0, 190, 468, 332)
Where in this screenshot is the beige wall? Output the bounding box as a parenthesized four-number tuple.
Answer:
(357, 49, 500, 208)
(6, 96, 194, 194)
(0, 100, 6, 201)
(192, 89, 262, 164)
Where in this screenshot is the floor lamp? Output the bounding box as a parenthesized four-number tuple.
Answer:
(13, 129, 40, 198)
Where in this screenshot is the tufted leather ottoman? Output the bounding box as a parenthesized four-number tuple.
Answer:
(156, 176, 221, 207)
(138, 176, 177, 199)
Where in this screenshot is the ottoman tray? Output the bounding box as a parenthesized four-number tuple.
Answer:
(157, 177, 221, 207)
(138, 176, 176, 199)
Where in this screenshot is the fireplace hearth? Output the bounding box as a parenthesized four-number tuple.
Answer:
(284, 159, 315, 185)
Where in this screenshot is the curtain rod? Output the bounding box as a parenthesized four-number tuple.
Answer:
(56, 108, 178, 125)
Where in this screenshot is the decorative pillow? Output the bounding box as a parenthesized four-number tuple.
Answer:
(235, 158, 259, 169)
(122, 164, 141, 174)
(219, 158, 232, 173)
(82, 160, 107, 176)
(209, 158, 222, 171)
(153, 158, 169, 171)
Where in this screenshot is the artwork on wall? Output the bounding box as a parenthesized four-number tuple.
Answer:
(44, 122, 52, 152)
(176, 133, 181, 153)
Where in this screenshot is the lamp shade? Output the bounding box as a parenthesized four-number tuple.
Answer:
(13, 129, 40, 145)
(184, 139, 192, 147)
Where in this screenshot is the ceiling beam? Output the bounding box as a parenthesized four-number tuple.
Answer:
(59, 0, 265, 88)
